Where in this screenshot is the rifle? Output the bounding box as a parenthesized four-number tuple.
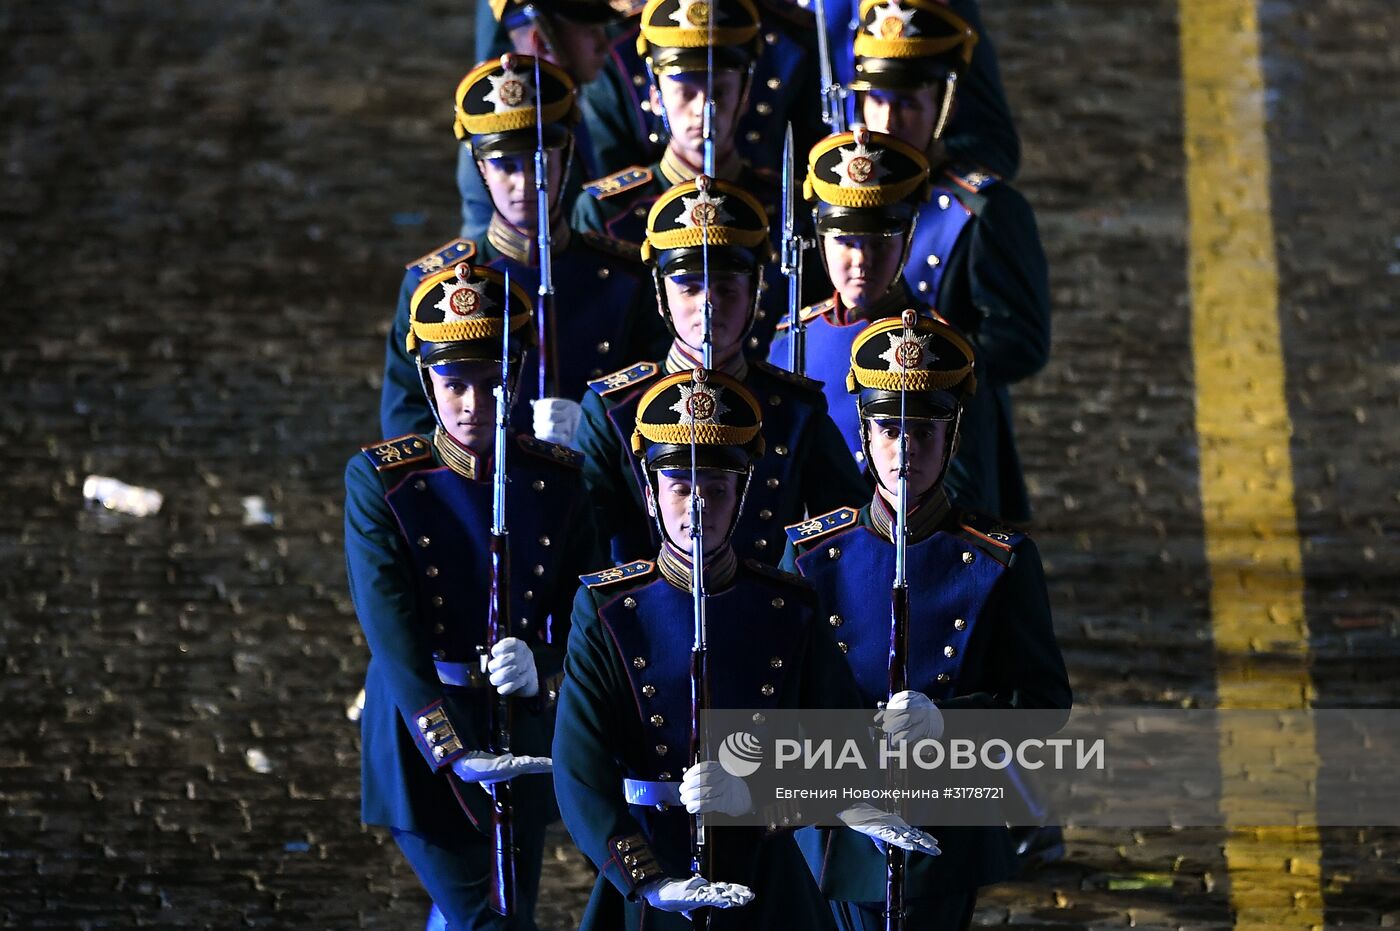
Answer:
(687, 365, 713, 930)
(884, 308, 916, 931)
(814, 0, 847, 133)
(701, 0, 716, 176)
(531, 52, 558, 399)
(779, 124, 806, 375)
(485, 267, 517, 916)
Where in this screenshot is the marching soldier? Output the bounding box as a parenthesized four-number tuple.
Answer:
(851, 0, 1050, 523)
(460, 0, 625, 240)
(346, 262, 602, 928)
(570, 0, 810, 355)
(382, 54, 669, 445)
(815, 0, 1021, 180)
(574, 175, 865, 565)
(767, 127, 932, 459)
(583, 0, 826, 179)
(780, 315, 1071, 929)
(553, 369, 937, 929)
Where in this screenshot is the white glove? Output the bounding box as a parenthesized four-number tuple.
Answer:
(641, 875, 755, 913)
(531, 397, 583, 448)
(838, 803, 941, 856)
(487, 637, 539, 697)
(451, 751, 553, 784)
(874, 690, 944, 745)
(680, 760, 752, 817)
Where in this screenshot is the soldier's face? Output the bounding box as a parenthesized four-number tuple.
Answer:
(652, 70, 744, 161)
(647, 469, 742, 555)
(477, 152, 567, 229)
(866, 418, 951, 500)
(862, 87, 942, 150)
(548, 19, 610, 84)
(824, 233, 906, 310)
(427, 361, 500, 455)
(663, 272, 753, 355)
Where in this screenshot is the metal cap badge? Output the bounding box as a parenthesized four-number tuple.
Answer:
(408, 263, 536, 365)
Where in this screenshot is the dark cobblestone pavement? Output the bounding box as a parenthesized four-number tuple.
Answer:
(1, 0, 1396, 926)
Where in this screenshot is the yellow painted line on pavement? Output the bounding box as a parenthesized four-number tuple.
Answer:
(1179, 0, 1324, 927)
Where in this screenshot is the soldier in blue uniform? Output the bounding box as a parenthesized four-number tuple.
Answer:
(382, 54, 669, 445)
(779, 316, 1071, 929)
(851, 0, 1051, 523)
(768, 127, 932, 457)
(554, 368, 937, 929)
(570, 0, 811, 355)
(460, 0, 625, 240)
(575, 174, 866, 565)
(583, 0, 826, 178)
(816, 0, 1020, 180)
(346, 262, 603, 929)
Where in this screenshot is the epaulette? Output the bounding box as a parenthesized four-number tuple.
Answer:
(952, 511, 1023, 567)
(361, 434, 433, 472)
(943, 165, 1000, 197)
(751, 360, 823, 395)
(773, 299, 835, 332)
(580, 559, 655, 589)
(785, 506, 860, 546)
(404, 237, 476, 277)
(585, 165, 653, 200)
(578, 231, 644, 264)
(588, 361, 660, 396)
(516, 434, 583, 469)
(743, 558, 815, 593)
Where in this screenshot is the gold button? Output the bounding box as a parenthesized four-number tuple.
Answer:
(655, 743, 668, 755)
(596, 342, 610, 354)
(954, 618, 966, 630)
(532, 480, 545, 491)
(756, 309, 767, 319)
(417, 536, 430, 548)
(944, 645, 957, 658)
(752, 712, 766, 724)
(658, 770, 672, 779)
(433, 746, 448, 760)
(414, 480, 427, 491)
(756, 102, 772, 116)
(758, 509, 773, 520)
(433, 650, 446, 660)
(770, 657, 783, 668)
(618, 840, 632, 852)
(632, 74, 645, 86)
(766, 77, 781, 90)
(761, 684, 774, 697)
(434, 623, 445, 634)
(827, 547, 841, 560)
(918, 281, 930, 293)
(533, 564, 545, 576)
(775, 445, 788, 456)
(748, 336, 759, 349)
(962, 552, 975, 565)
(524, 590, 534, 601)
(765, 30, 777, 44)
(432, 596, 444, 607)
(771, 598, 784, 609)
(768, 395, 782, 406)
(650, 714, 664, 727)
(642, 684, 656, 697)
(633, 207, 647, 218)
(539, 535, 551, 546)
(829, 614, 843, 627)
(426, 566, 439, 577)
(745, 130, 760, 142)
(624, 597, 637, 609)
(597, 268, 611, 280)
(633, 656, 647, 669)
(837, 641, 849, 654)
(927, 254, 940, 267)
(624, 854, 637, 866)
(631, 868, 643, 879)
(755, 538, 768, 550)
(938, 194, 951, 209)
(766, 478, 780, 489)
(937, 673, 951, 683)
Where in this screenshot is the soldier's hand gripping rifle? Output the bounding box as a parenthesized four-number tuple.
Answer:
(532, 52, 558, 399)
(884, 308, 916, 931)
(485, 268, 518, 917)
(814, 0, 848, 134)
(780, 124, 807, 375)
